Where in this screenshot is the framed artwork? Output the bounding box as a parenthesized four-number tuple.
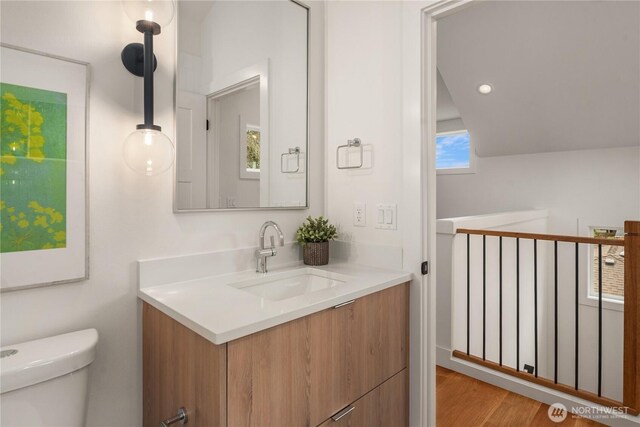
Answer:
(0, 44, 89, 292)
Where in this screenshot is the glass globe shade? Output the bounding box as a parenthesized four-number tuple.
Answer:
(122, 0, 175, 27)
(123, 128, 175, 176)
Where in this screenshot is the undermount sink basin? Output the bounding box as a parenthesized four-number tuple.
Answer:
(230, 268, 352, 301)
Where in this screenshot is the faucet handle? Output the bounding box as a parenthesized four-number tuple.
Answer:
(270, 235, 275, 248)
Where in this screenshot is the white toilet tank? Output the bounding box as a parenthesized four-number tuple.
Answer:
(0, 329, 98, 427)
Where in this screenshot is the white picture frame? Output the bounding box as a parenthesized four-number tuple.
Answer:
(0, 44, 89, 292)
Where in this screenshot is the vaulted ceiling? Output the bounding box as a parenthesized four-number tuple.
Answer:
(436, 1, 640, 157)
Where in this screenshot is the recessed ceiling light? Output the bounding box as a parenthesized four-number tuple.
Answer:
(477, 84, 493, 95)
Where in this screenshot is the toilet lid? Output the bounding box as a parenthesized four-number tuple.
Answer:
(0, 329, 98, 394)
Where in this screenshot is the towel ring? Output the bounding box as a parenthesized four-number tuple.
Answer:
(281, 146, 301, 173)
(336, 138, 363, 169)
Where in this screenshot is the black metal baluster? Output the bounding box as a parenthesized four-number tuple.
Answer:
(499, 236, 503, 366)
(467, 233, 470, 356)
(575, 242, 579, 390)
(554, 240, 558, 384)
(516, 237, 520, 372)
(534, 239, 538, 378)
(483, 235, 486, 361)
(598, 243, 603, 397)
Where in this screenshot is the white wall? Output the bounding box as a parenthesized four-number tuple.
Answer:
(437, 146, 640, 234)
(325, 1, 404, 247)
(326, 3, 428, 425)
(0, 2, 325, 426)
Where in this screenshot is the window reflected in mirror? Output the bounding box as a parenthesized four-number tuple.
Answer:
(246, 127, 261, 173)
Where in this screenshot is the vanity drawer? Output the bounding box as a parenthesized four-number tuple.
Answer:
(317, 369, 408, 427)
(226, 283, 409, 427)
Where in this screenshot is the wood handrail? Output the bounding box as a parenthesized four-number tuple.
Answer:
(456, 228, 625, 246)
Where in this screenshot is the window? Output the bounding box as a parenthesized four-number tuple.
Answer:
(436, 130, 473, 172)
(239, 124, 260, 180)
(589, 227, 624, 302)
(245, 128, 260, 172)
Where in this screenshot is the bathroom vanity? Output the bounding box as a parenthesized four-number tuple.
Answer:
(139, 264, 410, 427)
(147, 0, 410, 422)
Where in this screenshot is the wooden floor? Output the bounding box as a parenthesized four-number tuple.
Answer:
(436, 366, 603, 427)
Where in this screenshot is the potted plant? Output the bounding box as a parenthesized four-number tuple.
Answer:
(296, 216, 338, 266)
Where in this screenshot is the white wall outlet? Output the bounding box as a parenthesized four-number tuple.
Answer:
(375, 204, 397, 230)
(353, 202, 366, 226)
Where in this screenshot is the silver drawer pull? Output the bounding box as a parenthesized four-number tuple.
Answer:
(331, 405, 355, 421)
(160, 407, 188, 426)
(333, 299, 355, 309)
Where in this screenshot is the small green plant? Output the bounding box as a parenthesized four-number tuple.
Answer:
(296, 216, 338, 245)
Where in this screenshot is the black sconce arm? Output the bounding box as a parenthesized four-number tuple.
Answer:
(121, 20, 162, 131)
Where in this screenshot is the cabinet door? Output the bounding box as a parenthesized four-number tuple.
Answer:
(227, 283, 409, 427)
(345, 283, 409, 401)
(143, 303, 227, 427)
(317, 369, 408, 427)
(227, 313, 314, 427)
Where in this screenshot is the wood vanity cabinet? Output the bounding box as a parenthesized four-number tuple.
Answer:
(142, 303, 227, 427)
(143, 283, 409, 427)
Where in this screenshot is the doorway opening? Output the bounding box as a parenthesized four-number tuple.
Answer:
(426, 1, 640, 425)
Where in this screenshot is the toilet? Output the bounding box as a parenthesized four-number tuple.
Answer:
(0, 329, 98, 427)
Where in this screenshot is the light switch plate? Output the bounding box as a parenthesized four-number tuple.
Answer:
(375, 204, 397, 230)
(354, 202, 366, 227)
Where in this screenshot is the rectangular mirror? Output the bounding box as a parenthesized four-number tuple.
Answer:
(175, 0, 309, 211)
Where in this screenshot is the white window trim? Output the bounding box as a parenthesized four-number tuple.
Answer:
(578, 219, 624, 312)
(435, 129, 477, 175)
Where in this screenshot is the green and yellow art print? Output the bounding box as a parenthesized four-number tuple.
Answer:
(0, 82, 67, 253)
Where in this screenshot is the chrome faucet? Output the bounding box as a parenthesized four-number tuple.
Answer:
(256, 221, 285, 273)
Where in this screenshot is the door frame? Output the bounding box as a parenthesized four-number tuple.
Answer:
(401, 1, 474, 426)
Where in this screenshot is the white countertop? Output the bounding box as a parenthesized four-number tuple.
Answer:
(138, 262, 411, 345)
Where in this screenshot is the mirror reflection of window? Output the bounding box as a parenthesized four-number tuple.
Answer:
(246, 127, 260, 172)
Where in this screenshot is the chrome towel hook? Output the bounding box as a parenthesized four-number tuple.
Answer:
(336, 138, 363, 169)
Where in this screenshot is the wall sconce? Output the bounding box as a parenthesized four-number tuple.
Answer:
(121, 0, 175, 176)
